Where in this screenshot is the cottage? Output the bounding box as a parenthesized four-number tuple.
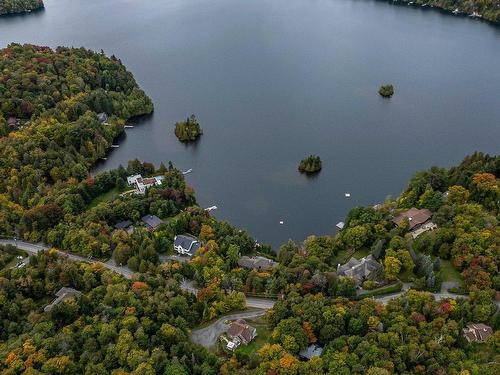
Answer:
(226, 319, 257, 348)
(237, 256, 277, 271)
(173, 234, 202, 256)
(392, 208, 432, 231)
(299, 344, 323, 360)
(462, 323, 493, 343)
(337, 254, 381, 285)
(114, 220, 133, 230)
(142, 214, 163, 230)
(44, 287, 82, 312)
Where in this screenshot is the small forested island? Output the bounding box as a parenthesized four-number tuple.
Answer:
(0, 43, 499, 375)
(379, 84, 395, 98)
(298, 155, 322, 174)
(174, 114, 203, 142)
(390, 0, 500, 24)
(0, 0, 44, 16)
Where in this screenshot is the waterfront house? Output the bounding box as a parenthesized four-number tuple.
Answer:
(142, 214, 163, 231)
(392, 208, 432, 231)
(462, 323, 493, 343)
(337, 254, 381, 285)
(44, 287, 82, 312)
(173, 234, 202, 256)
(127, 174, 142, 185)
(237, 256, 277, 271)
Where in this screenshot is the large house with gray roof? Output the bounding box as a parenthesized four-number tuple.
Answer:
(337, 254, 381, 285)
(174, 234, 202, 257)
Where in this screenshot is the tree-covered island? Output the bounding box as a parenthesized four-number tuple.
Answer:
(0, 0, 44, 16)
(174, 114, 203, 142)
(379, 84, 395, 98)
(298, 155, 322, 174)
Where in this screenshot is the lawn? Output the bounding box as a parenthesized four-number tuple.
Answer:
(234, 317, 270, 356)
(440, 259, 463, 283)
(88, 186, 129, 208)
(333, 247, 371, 265)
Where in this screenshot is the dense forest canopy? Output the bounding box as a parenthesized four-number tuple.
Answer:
(0, 0, 43, 16)
(386, 0, 500, 23)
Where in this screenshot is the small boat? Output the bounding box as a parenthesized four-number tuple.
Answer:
(345, 193, 351, 198)
(124, 125, 134, 128)
(452, 8, 459, 15)
(336, 222, 345, 230)
(205, 205, 217, 211)
(111, 144, 119, 148)
(182, 168, 193, 175)
(279, 220, 284, 225)
(101, 157, 107, 160)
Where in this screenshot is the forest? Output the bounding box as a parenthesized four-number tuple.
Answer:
(0, 43, 498, 374)
(387, 0, 500, 23)
(0, 0, 43, 16)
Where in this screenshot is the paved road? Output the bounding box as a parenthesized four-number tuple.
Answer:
(0, 239, 134, 279)
(180, 279, 276, 309)
(190, 309, 267, 348)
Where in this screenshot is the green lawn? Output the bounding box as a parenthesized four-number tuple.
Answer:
(440, 260, 463, 283)
(88, 186, 129, 208)
(234, 318, 270, 356)
(333, 247, 371, 265)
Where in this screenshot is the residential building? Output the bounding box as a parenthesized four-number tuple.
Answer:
(127, 174, 164, 194)
(142, 214, 163, 231)
(44, 287, 81, 312)
(173, 234, 202, 256)
(337, 254, 381, 285)
(227, 319, 257, 347)
(299, 344, 323, 360)
(392, 208, 432, 231)
(237, 256, 277, 271)
(462, 323, 493, 343)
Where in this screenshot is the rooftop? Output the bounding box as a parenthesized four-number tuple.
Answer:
(142, 214, 163, 230)
(392, 207, 432, 230)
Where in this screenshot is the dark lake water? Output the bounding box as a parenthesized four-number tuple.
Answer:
(1, 0, 499, 248)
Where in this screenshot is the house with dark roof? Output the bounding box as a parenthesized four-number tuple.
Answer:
(226, 319, 257, 348)
(299, 344, 323, 360)
(114, 220, 133, 230)
(142, 214, 163, 231)
(337, 254, 381, 285)
(44, 287, 82, 312)
(462, 323, 493, 343)
(173, 234, 202, 256)
(392, 208, 432, 231)
(237, 256, 277, 271)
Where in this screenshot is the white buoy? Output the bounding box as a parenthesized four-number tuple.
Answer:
(345, 193, 351, 198)
(279, 220, 284, 225)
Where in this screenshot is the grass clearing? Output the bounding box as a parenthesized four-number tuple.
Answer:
(234, 317, 270, 356)
(440, 259, 463, 283)
(88, 186, 128, 208)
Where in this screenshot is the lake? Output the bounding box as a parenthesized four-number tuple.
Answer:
(1, 0, 499, 248)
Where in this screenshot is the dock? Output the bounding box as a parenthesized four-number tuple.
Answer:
(111, 145, 120, 148)
(205, 205, 217, 212)
(124, 125, 134, 128)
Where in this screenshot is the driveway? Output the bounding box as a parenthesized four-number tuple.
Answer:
(190, 309, 267, 348)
